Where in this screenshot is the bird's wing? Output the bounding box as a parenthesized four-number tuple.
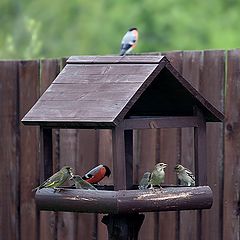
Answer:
(41, 171, 64, 188)
(185, 169, 195, 181)
(120, 31, 138, 55)
(83, 165, 103, 179)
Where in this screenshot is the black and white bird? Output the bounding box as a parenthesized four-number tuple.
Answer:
(174, 164, 195, 186)
(120, 27, 138, 56)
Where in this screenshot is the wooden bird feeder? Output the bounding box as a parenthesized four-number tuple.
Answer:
(22, 55, 224, 239)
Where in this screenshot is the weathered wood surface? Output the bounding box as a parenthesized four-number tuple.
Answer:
(19, 60, 40, 240)
(0, 61, 19, 240)
(67, 55, 164, 64)
(200, 50, 225, 240)
(1, 50, 240, 240)
(22, 56, 223, 127)
(35, 187, 213, 213)
(39, 59, 61, 240)
(224, 49, 240, 240)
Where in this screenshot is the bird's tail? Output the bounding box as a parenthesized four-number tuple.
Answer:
(32, 187, 39, 192)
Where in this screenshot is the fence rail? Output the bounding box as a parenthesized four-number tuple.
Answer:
(0, 50, 239, 240)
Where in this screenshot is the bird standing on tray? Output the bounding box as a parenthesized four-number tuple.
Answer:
(149, 163, 167, 189)
(32, 166, 73, 191)
(120, 27, 138, 56)
(138, 172, 151, 190)
(82, 164, 111, 184)
(174, 164, 195, 186)
(70, 175, 97, 190)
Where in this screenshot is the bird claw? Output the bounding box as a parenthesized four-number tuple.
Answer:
(53, 188, 62, 193)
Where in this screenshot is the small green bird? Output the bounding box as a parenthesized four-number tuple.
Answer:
(149, 163, 167, 189)
(32, 166, 73, 191)
(174, 164, 195, 186)
(70, 175, 97, 190)
(138, 172, 151, 190)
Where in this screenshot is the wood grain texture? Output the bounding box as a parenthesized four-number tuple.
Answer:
(57, 129, 78, 240)
(22, 56, 223, 127)
(75, 129, 98, 240)
(97, 130, 113, 240)
(0, 61, 19, 240)
(180, 51, 203, 240)
(158, 51, 183, 240)
(223, 49, 240, 240)
(158, 129, 179, 240)
(39, 59, 61, 240)
(18, 60, 40, 240)
(200, 50, 225, 240)
(136, 129, 158, 240)
(67, 55, 164, 64)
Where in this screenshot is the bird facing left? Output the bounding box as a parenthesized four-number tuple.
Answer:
(32, 166, 74, 191)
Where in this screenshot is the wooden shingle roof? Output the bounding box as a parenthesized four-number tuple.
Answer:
(22, 55, 224, 128)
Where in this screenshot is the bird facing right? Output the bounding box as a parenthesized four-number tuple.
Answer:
(119, 27, 138, 56)
(149, 163, 167, 189)
(82, 164, 111, 184)
(174, 164, 195, 186)
(32, 166, 73, 191)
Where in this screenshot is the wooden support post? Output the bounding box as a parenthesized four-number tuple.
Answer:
(112, 125, 126, 190)
(194, 108, 207, 186)
(125, 130, 133, 189)
(194, 108, 207, 240)
(40, 127, 53, 181)
(102, 214, 145, 240)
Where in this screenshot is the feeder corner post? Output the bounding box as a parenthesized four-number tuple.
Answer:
(112, 125, 134, 190)
(194, 107, 207, 186)
(40, 127, 53, 181)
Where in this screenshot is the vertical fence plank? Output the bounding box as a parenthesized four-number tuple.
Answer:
(0, 51, 230, 240)
(158, 51, 183, 240)
(19, 60, 40, 240)
(200, 50, 225, 240)
(158, 128, 179, 240)
(76, 129, 98, 240)
(98, 129, 113, 240)
(180, 51, 203, 240)
(0, 61, 19, 240)
(224, 49, 240, 240)
(39, 59, 61, 240)
(136, 129, 158, 240)
(57, 129, 78, 240)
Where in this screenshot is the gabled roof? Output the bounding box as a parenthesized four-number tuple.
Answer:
(22, 55, 224, 128)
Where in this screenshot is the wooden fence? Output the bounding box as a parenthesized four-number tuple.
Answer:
(0, 50, 239, 240)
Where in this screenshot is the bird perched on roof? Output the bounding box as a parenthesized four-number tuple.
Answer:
(70, 175, 97, 190)
(138, 172, 151, 190)
(120, 27, 138, 56)
(149, 163, 167, 189)
(82, 164, 111, 184)
(174, 164, 195, 186)
(32, 166, 73, 191)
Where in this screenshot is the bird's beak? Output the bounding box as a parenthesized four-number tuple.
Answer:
(163, 163, 167, 168)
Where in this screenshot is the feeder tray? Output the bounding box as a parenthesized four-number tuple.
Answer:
(36, 186, 213, 213)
